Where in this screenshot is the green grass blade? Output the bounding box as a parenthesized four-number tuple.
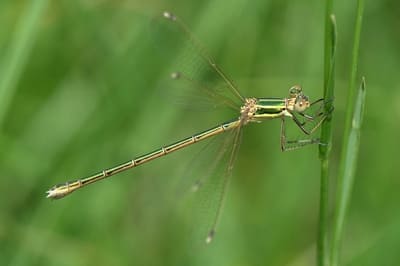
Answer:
(318, 8, 337, 266)
(330, 0, 366, 264)
(331, 77, 366, 266)
(0, 0, 49, 128)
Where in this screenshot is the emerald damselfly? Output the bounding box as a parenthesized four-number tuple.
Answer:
(46, 11, 332, 243)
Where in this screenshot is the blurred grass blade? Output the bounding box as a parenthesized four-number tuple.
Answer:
(331, 77, 366, 266)
(330, 0, 365, 264)
(0, 0, 49, 128)
(318, 10, 337, 266)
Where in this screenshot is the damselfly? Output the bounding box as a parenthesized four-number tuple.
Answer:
(46, 11, 332, 243)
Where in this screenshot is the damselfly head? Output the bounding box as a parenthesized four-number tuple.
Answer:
(294, 94, 310, 113)
(288, 85, 310, 112)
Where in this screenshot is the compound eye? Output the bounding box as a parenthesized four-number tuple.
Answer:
(289, 85, 302, 96)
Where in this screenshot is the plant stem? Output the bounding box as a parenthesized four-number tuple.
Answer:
(330, 0, 366, 265)
(317, 1, 337, 263)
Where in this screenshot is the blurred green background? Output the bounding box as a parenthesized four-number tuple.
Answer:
(1, 0, 399, 265)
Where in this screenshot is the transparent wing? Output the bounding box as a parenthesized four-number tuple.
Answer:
(169, 124, 243, 251)
(204, 123, 243, 243)
(150, 12, 244, 111)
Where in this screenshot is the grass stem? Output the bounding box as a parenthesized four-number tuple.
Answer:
(329, 0, 366, 265)
(317, 4, 337, 265)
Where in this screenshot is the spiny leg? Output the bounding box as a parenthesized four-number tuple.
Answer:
(291, 114, 324, 135)
(297, 98, 325, 121)
(297, 98, 334, 121)
(280, 118, 321, 151)
(291, 102, 332, 135)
